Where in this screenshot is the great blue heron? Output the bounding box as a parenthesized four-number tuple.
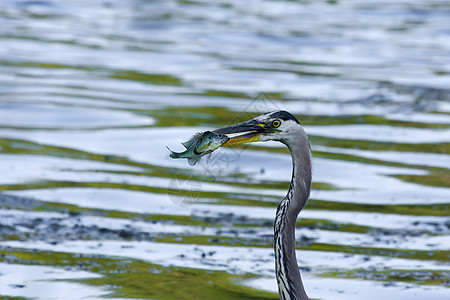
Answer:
(213, 110, 311, 300)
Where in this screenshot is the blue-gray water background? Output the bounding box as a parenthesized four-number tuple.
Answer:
(0, 0, 449, 299)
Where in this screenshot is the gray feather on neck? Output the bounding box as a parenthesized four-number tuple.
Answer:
(275, 125, 311, 300)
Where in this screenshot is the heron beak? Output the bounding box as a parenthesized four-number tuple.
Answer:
(212, 119, 269, 146)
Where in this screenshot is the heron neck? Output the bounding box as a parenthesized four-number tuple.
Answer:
(274, 134, 311, 300)
(286, 136, 312, 216)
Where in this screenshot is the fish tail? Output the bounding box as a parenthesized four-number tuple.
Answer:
(167, 146, 181, 158)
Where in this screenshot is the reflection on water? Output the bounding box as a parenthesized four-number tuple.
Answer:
(0, 0, 449, 299)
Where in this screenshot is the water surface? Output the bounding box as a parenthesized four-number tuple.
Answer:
(0, 0, 449, 299)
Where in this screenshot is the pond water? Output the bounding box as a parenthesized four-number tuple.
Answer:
(0, 0, 449, 299)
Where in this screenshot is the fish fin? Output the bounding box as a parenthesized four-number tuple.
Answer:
(188, 156, 201, 166)
(182, 132, 203, 149)
(167, 146, 181, 159)
(181, 141, 191, 149)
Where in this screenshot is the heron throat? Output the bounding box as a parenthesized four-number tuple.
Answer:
(274, 132, 312, 300)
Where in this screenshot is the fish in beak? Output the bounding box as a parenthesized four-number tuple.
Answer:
(212, 118, 275, 146)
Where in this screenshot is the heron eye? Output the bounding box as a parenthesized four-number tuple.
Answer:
(217, 133, 223, 138)
(272, 120, 281, 128)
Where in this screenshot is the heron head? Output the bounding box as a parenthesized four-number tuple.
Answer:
(213, 110, 303, 146)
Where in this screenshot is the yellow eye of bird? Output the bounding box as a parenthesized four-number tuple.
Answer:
(272, 120, 281, 128)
